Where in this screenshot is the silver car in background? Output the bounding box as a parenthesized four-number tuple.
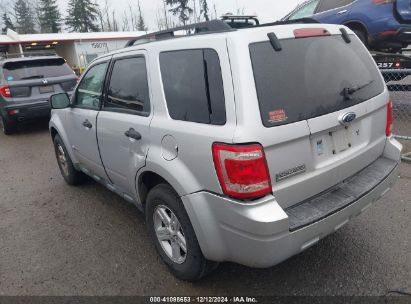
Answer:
(49, 20, 402, 281)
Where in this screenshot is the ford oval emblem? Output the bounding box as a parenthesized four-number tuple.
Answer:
(340, 112, 357, 126)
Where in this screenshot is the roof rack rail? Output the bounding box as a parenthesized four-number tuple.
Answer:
(0, 52, 58, 60)
(125, 17, 320, 48)
(126, 20, 234, 47)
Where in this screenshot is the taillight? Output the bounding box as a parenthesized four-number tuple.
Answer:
(373, 0, 395, 4)
(212, 143, 272, 200)
(0, 86, 12, 98)
(386, 99, 394, 137)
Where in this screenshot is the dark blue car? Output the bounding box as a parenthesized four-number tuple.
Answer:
(283, 0, 411, 52)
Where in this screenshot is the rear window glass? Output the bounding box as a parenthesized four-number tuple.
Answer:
(3, 58, 74, 81)
(249, 35, 384, 127)
(160, 49, 226, 125)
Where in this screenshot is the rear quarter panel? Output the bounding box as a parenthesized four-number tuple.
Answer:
(137, 35, 237, 197)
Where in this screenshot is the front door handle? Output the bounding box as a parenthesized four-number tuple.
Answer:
(337, 9, 348, 14)
(82, 119, 92, 129)
(125, 128, 142, 140)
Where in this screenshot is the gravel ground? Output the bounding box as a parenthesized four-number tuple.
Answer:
(0, 121, 410, 296)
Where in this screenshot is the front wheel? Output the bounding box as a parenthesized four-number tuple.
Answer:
(146, 184, 218, 281)
(53, 134, 86, 185)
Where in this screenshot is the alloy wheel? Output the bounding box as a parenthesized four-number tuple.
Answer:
(153, 205, 187, 264)
(57, 144, 69, 177)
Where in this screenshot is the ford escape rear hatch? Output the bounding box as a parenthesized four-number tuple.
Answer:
(249, 33, 387, 209)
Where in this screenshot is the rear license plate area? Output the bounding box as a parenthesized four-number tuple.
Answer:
(39, 85, 54, 94)
(330, 128, 351, 154)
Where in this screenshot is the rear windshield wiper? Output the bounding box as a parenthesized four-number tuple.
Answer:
(20, 75, 45, 80)
(341, 80, 374, 100)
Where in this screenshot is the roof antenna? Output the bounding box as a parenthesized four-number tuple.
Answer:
(340, 28, 351, 43)
(267, 32, 282, 52)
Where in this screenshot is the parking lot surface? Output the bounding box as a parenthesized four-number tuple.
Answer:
(0, 122, 410, 296)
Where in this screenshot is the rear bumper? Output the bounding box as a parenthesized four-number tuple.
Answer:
(373, 26, 411, 45)
(1, 101, 51, 124)
(182, 138, 402, 268)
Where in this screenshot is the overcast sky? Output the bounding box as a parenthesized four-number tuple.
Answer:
(57, 0, 306, 31)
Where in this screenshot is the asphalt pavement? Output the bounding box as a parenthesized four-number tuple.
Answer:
(0, 121, 410, 296)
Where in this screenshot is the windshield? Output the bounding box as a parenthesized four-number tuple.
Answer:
(3, 58, 74, 81)
(249, 35, 385, 127)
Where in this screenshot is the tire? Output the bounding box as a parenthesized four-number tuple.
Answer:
(53, 134, 86, 186)
(146, 184, 218, 281)
(0, 115, 15, 135)
(353, 29, 368, 48)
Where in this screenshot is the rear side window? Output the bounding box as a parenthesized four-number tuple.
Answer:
(3, 58, 74, 81)
(249, 35, 384, 127)
(106, 57, 150, 115)
(317, 0, 354, 13)
(160, 49, 226, 125)
(289, 0, 319, 20)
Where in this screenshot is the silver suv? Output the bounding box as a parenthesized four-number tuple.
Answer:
(49, 20, 402, 281)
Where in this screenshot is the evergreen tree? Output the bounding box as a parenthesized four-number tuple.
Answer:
(200, 0, 209, 21)
(37, 0, 62, 33)
(165, 0, 193, 25)
(66, 0, 100, 32)
(2, 12, 15, 34)
(14, 0, 36, 34)
(137, 0, 147, 31)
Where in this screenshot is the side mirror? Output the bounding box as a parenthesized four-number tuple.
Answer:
(50, 93, 70, 109)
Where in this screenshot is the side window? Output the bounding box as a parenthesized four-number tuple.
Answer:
(289, 0, 319, 20)
(74, 62, 108, 110)
(317, 0, 354, 13)
(160, 49, 226, 125)
(105, 57, 150, 114)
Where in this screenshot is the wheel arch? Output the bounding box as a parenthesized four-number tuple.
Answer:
(136, 158, 205, 211)
(49, 119, 78, 165)
(344, 21, 369, 37)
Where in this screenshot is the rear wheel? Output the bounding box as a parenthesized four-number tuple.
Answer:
(0, 115, 15, 135)
(146, 184, 218, 281)
(353, 29, 368, 48)
(53, 134, 86, 185)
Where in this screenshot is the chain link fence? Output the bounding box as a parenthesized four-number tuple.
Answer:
(381, 69, 411, 162)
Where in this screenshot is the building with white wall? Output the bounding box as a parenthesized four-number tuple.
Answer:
(0, 30, 145, 74)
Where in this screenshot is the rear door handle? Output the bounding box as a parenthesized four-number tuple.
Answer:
(82, 119, 92, 129)
(337, 10, 348, 14)
(125, 128, 142, 140)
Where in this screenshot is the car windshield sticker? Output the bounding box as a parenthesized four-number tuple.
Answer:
(269, 109, 288, 124)
(7, 76, 14, 81)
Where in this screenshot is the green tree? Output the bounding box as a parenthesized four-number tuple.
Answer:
(14, 0, 36, 34)
(200, 0, 209, 21)
(137, 0, 147, 31)
(65, 0, 100, 32)
(2, 12, 15, 34)
(37, 0, 62, 33)
(165, 0, 193, 25)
